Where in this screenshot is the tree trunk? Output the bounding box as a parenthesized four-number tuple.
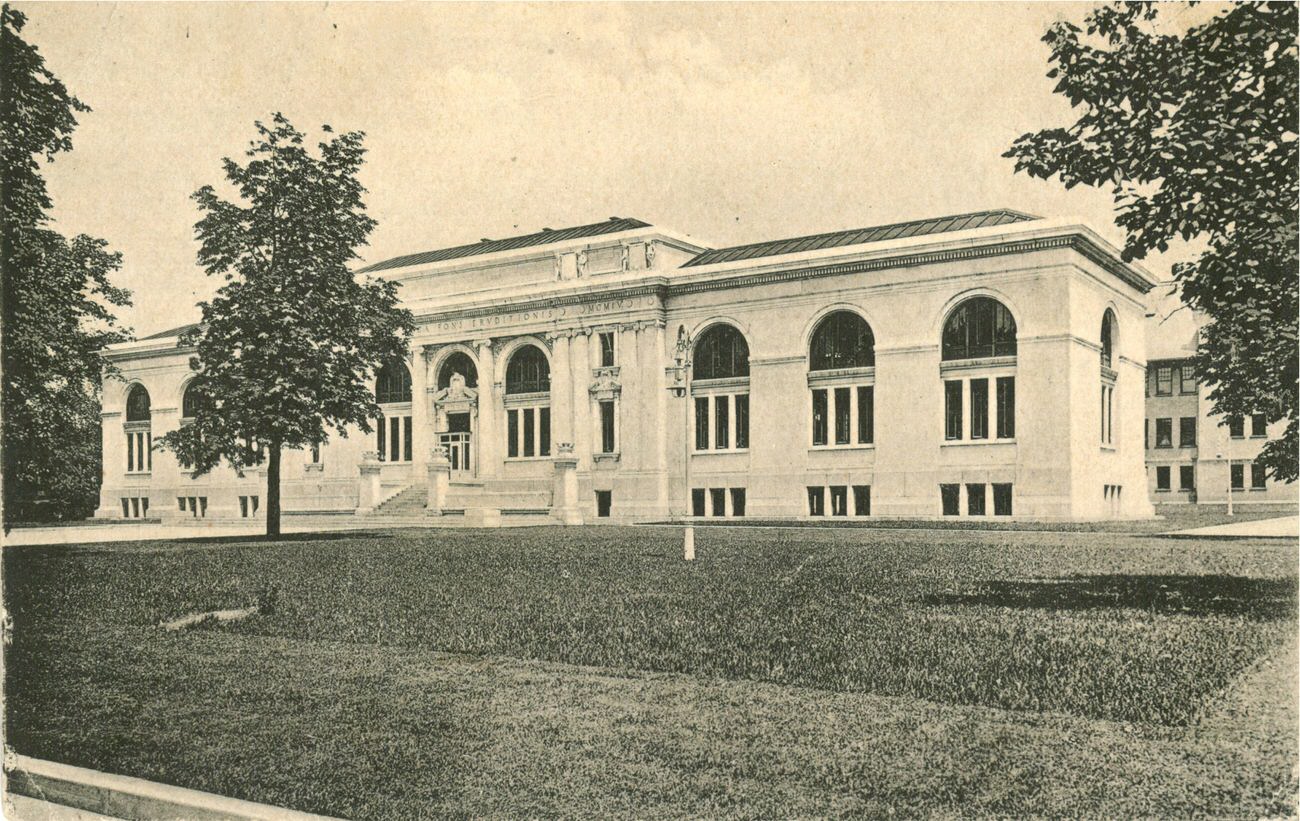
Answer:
(266, 440, 281, 538)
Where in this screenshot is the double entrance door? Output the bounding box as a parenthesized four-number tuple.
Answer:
(439, 412, 473, 477)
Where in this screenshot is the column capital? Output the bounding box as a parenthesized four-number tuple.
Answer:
(420, 344, 439, 363)
(474, 338, 494, 353)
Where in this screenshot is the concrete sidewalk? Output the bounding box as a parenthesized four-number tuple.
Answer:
(1166, 515, 1298, 539)
(2, 517, 440, 547)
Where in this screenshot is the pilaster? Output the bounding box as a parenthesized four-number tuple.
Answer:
(475, 339, 498, 479)
(549, 331, 574, 448)
(571, 330, 593, 470)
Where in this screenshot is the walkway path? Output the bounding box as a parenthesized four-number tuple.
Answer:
(1166, 515, 1298, 539)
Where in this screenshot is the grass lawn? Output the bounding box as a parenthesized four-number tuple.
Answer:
(5, 526, 1296, 818)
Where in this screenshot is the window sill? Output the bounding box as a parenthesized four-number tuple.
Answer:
(941, 439, 1015, 448)
(691, 449, 750, 456)
(808, 444, 876, 452)
(1100, 445, 1116, 452)
(304, 463, 324, 472)
(593, 452, 621, 463)
(1249, 487, 1268, 492)
(125, 472, 152, 477)
(505, 456, 553, 462)
(1155, 488, 1171, 493)
(1249, 435, 1268, 440)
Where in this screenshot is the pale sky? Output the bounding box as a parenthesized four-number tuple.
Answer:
(20, 1, 1186, 338)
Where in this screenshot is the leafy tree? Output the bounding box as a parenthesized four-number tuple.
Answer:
(1006, 1, 1298, 482)
(2, 5, 131, 523)
(159, 114, 413, 537)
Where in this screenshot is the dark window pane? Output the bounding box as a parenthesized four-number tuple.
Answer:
(506, 345, 551, 394)
(539, 406, 551, 456)
(1179, 417, 1196, 448)
(1100, 311, 1115, 368)
(967, 483, 986, 515)
(942, 298, 1016, 360)
(1228, 416, 1244, 438)
(809, 311, 875, 370)
(853, 485, 871, 516)
(600, 401, 616, 453)
(812, 389, 828, 446)
(944, 381, 963, 440)
(1156, 367, 1172, 395)
(600, 332, 615, 367)
(714, 395, 730, 449)
(377, 415, 386, 461)
(1180, 367, 1196, 394)
(807, 486, 825, 516)
(1156, 418, 1172, 448)
(1231, 463, 1244, 489)
(1251, 462, 1267, 488)
(857, 386, 874, 444)
(596, 490, 612, 517)
(375, 358, 412, 403)
(390, 417, 401, 462)
(1252, 413, 1267, 437)
(996, 377, 1015, 439)
(1156, 465, 1170, 490)
(523, 407, 536, 457)
(125, 385, 151, 421)
(830, 485, 848, 516)
(404, 416, 413, 462)
(735, 394, 749, 448)
(940, 483, 960, 516)
(729, 488, 746, 517)
(437, 351, 479, 390)
(834, 387, 851, 444)
(507, 409, 519, 458)
(992, 483, 1012, 516)
(710, 488, 726, 517)
(692, 325, 750, 380)
(691, 488, 706, 517)
(970, 379, 988, 440)
(1180, 465, 1195, 491)
(695, 397, 709, 450)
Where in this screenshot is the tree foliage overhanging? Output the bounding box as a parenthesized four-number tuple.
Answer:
(2, 4, 132, 523)
(1005, 1, 1299, 482)
(159, 114, 413, 536)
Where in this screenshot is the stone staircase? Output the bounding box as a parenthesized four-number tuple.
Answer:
(373, 484, 429, 516)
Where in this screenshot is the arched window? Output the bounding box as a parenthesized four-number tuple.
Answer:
(692, 324, 750, 380)
(691, 324, 750, 453)
(808, 313, 876, 450)
(438, 351, 478, 390)
(504, 345, 551, 458)
(941, 297, 1017, 361)
(941, 298, 1016, 450)
(181, 382, 203, 420)
(125, 385, 151, 421)
(1100, 310, 1116, 369)
(375, 359, 412, 404)
(123, 385, 151, 475)
(810, 311, 875, 371)
(374, 358, 412, 462)
(506, 345, 550, 394)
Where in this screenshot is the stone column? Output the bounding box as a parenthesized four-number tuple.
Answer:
(355, 451, 383, 514)
(549, 331, 574, 449)
(411, 347, 432, 474)
(426, 446, 450, 516)
(475, 339, 497, 480)
(618, 324, 640, 468)
(94, 410, 123, 518)
(571, 330, 593, 470)
(551, 443, 582, 524)
(654, 321, 669, 514)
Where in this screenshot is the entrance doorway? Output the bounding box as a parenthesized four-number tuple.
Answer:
(441, 412, 472, 476)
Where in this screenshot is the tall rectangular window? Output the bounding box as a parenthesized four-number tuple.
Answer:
(940, 483, 960, 516)
(389, 416, 400, 462)
(1156, 367, 1172, 395)
(1180, 367, 1197, 394)
(996, 377, 1015, 439)
(812, 389, 828, 446)
(403, 416, 413, 462)
(944, 381, 962, 441)
(127, 436, 134, 472)
(691, 488, 706, 517)
(1156, 465, 1170, 491)
(857, 386, 873, 444)
(992, 483, 1013, 516)
(714, 395, 730, 449)
(507, 409, 519, 458)
(834, 387, 851, 445)
(522, 407, 536, 457)
(694, 397, 709, 450)
(966, 483, 986, 516)
(1155, 418, 1172, 448)
(969, 379, 989, 440)
(852, 485, 871, 516)
(1251, 413, 1267, 437)
(1179, 465, 1195, 491)
(595, 490, 612, 518)
(709, 488, 726, 517)
(807, 486, 825, 516)
(1228, 416, 1245, 438)
(1251, 462, 1267, 489)
(539, 407, 551, 456)
(729, 488, 746, 517)
(1231, 463, 1244, 490)
(377, 417, 387, 461)
(1179, 417, 1196, 448)
(599, 400, 616, 453)
(146, 433, 152, 470)
(735, 394, 749, 449)
(599, 332, 615, 367)
(830, 485, 848, 516)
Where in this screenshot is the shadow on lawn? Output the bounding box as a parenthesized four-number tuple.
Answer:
(921, 574, 1297, 619)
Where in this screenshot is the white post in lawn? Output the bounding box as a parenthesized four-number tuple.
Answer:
(1222, 452, 1234, 516)
(667, 324, 695, 561)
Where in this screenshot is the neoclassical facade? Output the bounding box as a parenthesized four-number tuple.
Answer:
(97, 211, 1158, 524)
